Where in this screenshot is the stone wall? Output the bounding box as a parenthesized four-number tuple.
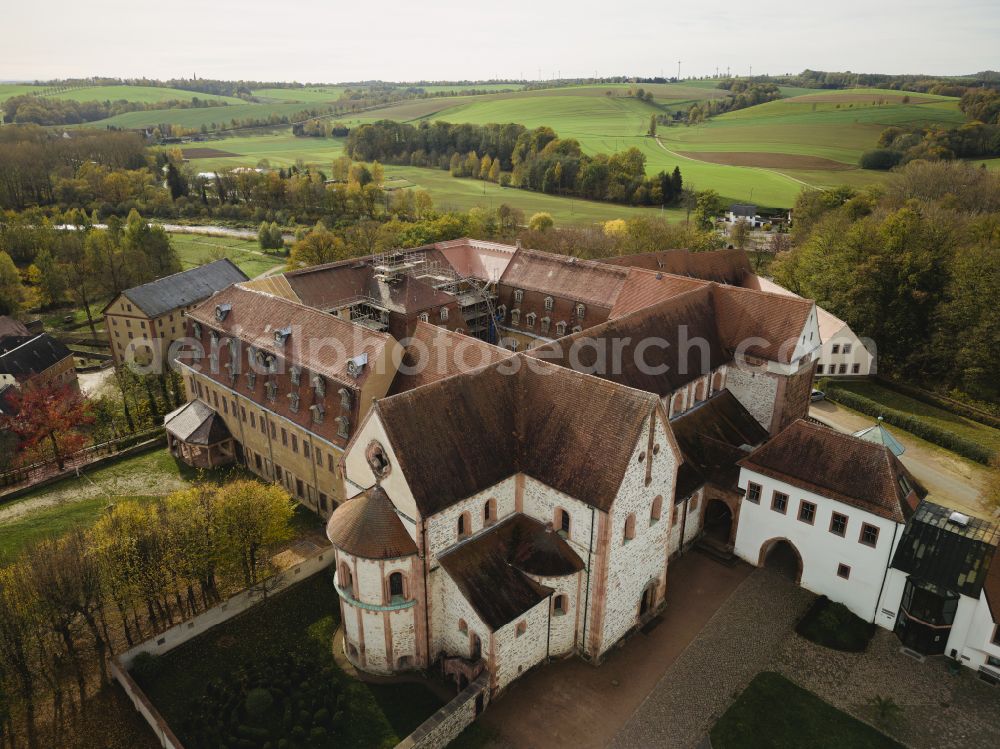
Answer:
(726, 367, 779, 432)
(492, 597, 550, 692)
(395, 673, 490, 749)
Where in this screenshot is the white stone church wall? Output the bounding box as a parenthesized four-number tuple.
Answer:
(726, 367, 779, 431)
(431, 568, 489, 661)
(492, 598, 550, 692)
(424, 478, 517, 564)
(527, 571, 581, 656)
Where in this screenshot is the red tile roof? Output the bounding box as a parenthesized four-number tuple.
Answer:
(499, 248, 628, 309)
(388, 321, 512, 394)
(610, 269, 707, 318)
(375, 355, 659, 517)
(605, 249, 752, 285)
(325, 485, 418, 559)
(739, 420, 924, 522)
(711, 284, 814, 363)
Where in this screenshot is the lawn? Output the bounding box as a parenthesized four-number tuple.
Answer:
(0, 448, 250, 562)
(826, 380, 1000, 456)
(168, 232, 285, 278)
(0, 83, 242, 105)
(138, 572, 443, 749)
(711, 672, 903, 749)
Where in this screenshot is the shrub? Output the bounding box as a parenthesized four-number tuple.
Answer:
(244, 687, 274, 721)
(860, 148, 903, 170)
(130, 652, 163, 683)
(796, 596, 875, 652)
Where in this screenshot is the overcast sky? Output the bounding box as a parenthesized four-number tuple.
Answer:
(3, 0, 998, 82)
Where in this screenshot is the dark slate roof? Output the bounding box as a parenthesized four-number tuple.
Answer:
(730, 204, 757, 216)
(529, 286, 728, 397)
(375, 355, 659, 517)
(0, 334, 72, 376)
(119, 259, 248, 317)
(438, 514, 582, 630)
(0, 316, 30, 338)
(163, 399, 232, 445)
(604, 249, 752, 286)
(739, 420, 924, 523)
(0, 383, 17, 416)
(671, 389, 769, 491)
(891, 500, 999, 599)
(326, 485, 418, 559)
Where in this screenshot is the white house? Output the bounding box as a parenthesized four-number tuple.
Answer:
(743, 275, 875, 376)
(725, 204, 763, 228)
(875, 501, 1000, 683)
(734, 420, 923, 621)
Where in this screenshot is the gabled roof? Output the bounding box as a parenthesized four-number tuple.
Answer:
(163, 399, 232, 445)
(743, 275, 858, 344)
(438, 514, 582, 630)
(739, 420, 923, 523)
(604, 249, 752, 286)
(0, 316, 30, 338)
(891, 500, 998, 600)
(375, 355, 659, 517)
(284, 258, 374, 310)
(610, 268, 708, 318)
(530, 286, 728, 397)
(499, 248, 628, 309)
(186, 284, 394, 388)
(711, 284, 814, 363)
(388, 321, 512, 394)
(0, 334, 72, 377)
(115, 259, 248, 317)
(671, 389, 769, 491)
(325, 485, 418, 559)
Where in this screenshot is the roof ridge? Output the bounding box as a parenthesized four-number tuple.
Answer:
(125, 257, 240, 295)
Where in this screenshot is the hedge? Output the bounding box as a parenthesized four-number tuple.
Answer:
(823, 385, 995, 464)
(875, 377, 1000, 429)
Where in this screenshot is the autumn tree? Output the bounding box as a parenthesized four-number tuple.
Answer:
(289, 222, 349, 268)
(1, 383, 93, 470)
(217, 480, 294, 587)
(528, 212, 554, 232)
(731, 217, 752, 250)
(0, 251, 25, 315)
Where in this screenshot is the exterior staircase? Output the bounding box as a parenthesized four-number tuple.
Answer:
(694, 535, 737, 566)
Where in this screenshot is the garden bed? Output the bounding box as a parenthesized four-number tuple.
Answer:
(711, 672, 902, 748)
(134, 573, 443, 749)
(795, 596, 875, 652)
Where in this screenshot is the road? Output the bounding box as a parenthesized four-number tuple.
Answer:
(810, 400, 992, 519)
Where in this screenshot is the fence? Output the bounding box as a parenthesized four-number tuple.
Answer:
(0, 427, 165, 495)
(113, 548, 335, 749)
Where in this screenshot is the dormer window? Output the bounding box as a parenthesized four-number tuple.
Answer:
(210, 330, 220, 345)
(335, 415, 350, 439)
(556, 321, 567, 336)
(288, 392, 300, 413)
(418, 312, 429, 323)
(510, 309, 520, 325)
(312, 373, 326, 397)
(496, 304, 506, 321)
(346, 353, 367, 380)
(572, 325, 583, 333)
(525, 312, 536, 327)
(290, 366, 301, 386)
(540, 317, 551, 334)
(274, 326, 291, 346)
(439, 307, 449, 321)
(228, 338, 238, 358)
(246, 370, 256, 389)
(338, 387, 352, 410)
(310, 403, 325, 424)
(575, 303, 585, 318)
(192, 322, 202, 338)
(265, 380, 278, 402)
(513, 289, 524, 304)
(214, 304, 231, 322)
(544, 296, 553, 311)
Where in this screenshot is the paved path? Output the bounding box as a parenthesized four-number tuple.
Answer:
(609, 568, 813, 749)
(810, 401, 991, 518)
(477, 552, 752, 749)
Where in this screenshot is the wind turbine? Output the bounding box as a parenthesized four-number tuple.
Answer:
(677, 60, 682, 80)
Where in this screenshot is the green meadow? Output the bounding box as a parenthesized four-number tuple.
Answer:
(0, 83, 242, 104)
(168, 233, 285, 278)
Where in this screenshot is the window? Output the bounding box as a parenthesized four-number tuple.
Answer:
(281, 428, 288, 447)
(484, 498, 496, 524)
(816, 364, 824, 374)
(510, 309, 520, 325)
(288, 392, 300, 413)
(746, 482, 762, 504)
(335, 416, 350, 439)
(992, 626, 1000, 647)
(290, 366, 301, 386)
(830, 512, 848, 537)
(515, 621, 527, 637)
(457, 512, 470, 539)
(798, 500, 816, 525)
(339, 563, 353, 592)
(544, 296, 554, 311)
(312, 374, 326, 397)
(837, 563, 851, 579)
(525, 312, 536, 327)
(650, 495, 663, 524)
(557, 508, 571, 537)
(388, 572, 404, 601)
(366, 442, 390, 477)
(266, 380, 277, 402)
(319, 493, 328, 512)
(540, 317, 551, 334)
(852, 363, 861, 374)
(831, 344, 840, 354)
(575, 303, 585, 318)
(513, 289, 524, 304)
(553, 595, 567, 616)
(496, 304, 506, 321)
(838, 364, 847, 374)
(623, 513, 636, 543)
(439, 307, 449, 321)
(771, 491, 788, 514)
(311, 403, 325, 424)
(303, 442, 311, 459)
(555, 321, 567, 336)
(458, 618, 468, 634)
(860, 523, 880, 547)
(418, 312, 429, 323)
(295, 478, 304, 498)
(843, 343, 852, 354)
